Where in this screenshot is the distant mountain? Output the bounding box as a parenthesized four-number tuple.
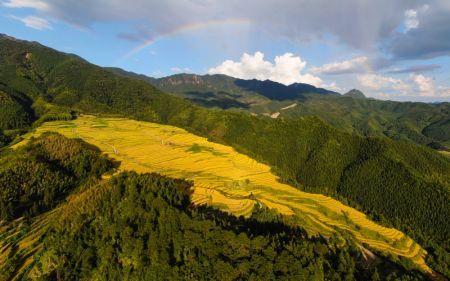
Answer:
(290, 82, 338, 95)
(108, 70, 338, 109)
(343, 89, 366, 99)
(253, 93, 450, 150)
(106, 67, 157, 84)
(109, 69, 450, 150)
(233, 78, 339, 100)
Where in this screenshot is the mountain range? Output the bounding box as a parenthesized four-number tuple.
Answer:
(108, 68, 450, 151)
(0, 34, 449, 280)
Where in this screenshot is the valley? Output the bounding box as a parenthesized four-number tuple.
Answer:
(14, 115, 433, 274)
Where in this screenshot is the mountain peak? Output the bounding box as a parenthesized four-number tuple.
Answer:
(159, 73, 205, 86)
(289, 82, 339, 96)
(0, 33, 17, 41)
(344, 89, 366, 99)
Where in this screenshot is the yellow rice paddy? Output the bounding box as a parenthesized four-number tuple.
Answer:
(14, 115, 432, 273)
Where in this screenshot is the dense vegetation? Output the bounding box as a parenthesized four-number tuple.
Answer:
(0, 130, 10, 149)
(9, 171, 423, 280)
(0, 136, 425, 280)
(0, 36, 75, 144)
(189, 114, 450, 277)
(109, 69, 337, 108)
(0, 34, 449, 277)
(0, 133, 115, 221)
(266, 94, 450, 150)
(116, 70, 450, 150)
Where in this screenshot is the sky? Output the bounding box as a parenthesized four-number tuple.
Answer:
(1, 0, 450, 102)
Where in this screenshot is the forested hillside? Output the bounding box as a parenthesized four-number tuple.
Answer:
(32, 171, 431, 281)
(0, 133, 115, 221)
(0, 158, 426, 280)
(0, 89, 32, 130)
(0, 130, 10, 149)
(107, 69, 338, 109)
(0, 34, 449, 277)
(252, 95, 450, 150)
(111, 69, 449, 150)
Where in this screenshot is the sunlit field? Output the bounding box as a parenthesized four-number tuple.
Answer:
(15, 115, 432, 273)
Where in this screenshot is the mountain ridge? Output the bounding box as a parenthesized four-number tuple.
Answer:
(344, 89, 367, 99)
(108, 68, 340, 102)
(1, 34, 449, 279)
(108, 68, 450, 150)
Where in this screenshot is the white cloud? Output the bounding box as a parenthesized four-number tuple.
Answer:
(9, 15, 52, 30)
(437, 86, 450, 97)
(2, 0, 49, 10)
(404, 9, 419, 31)
(170, 67, 182, 73)
(410, 74, 450, 97)
(208, 51, 335, 88)
(357, 73, 450, 99)
(312, 56, 369, 75)
(411, 74, 435, 96)
(357, 74, 410, 95)
(3, 0, 450, 61)
(171, 67, 191, 73)
(403, 5, 430, 32)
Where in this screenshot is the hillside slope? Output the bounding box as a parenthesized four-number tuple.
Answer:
(107, 69, 338, 109)
(14, 115, 438, 274)
(252, 95, 450, 150)
(0, 135, 425, 280)
(110, 69, 450, 150)
(1, 34, 449, 277)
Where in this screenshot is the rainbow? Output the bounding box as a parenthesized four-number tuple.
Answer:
(121, 18, 253, 60)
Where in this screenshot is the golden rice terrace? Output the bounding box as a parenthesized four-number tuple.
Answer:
(15, 115, 432, 273)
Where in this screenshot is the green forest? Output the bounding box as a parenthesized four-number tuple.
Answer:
(0, 133, 115, 221)
(29, 172, 427, 281)
(116, 70, 450, 150)
(0, 135, 426, 280)
(0, 34, 449, 279)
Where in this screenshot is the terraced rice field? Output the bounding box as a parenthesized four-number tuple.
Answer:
(0, 212, 52, 280)
(0, 181, 113, 279)
(15, 115, 432, 273)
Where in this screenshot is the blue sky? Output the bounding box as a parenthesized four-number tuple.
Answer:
(1, 0, 450, 102)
